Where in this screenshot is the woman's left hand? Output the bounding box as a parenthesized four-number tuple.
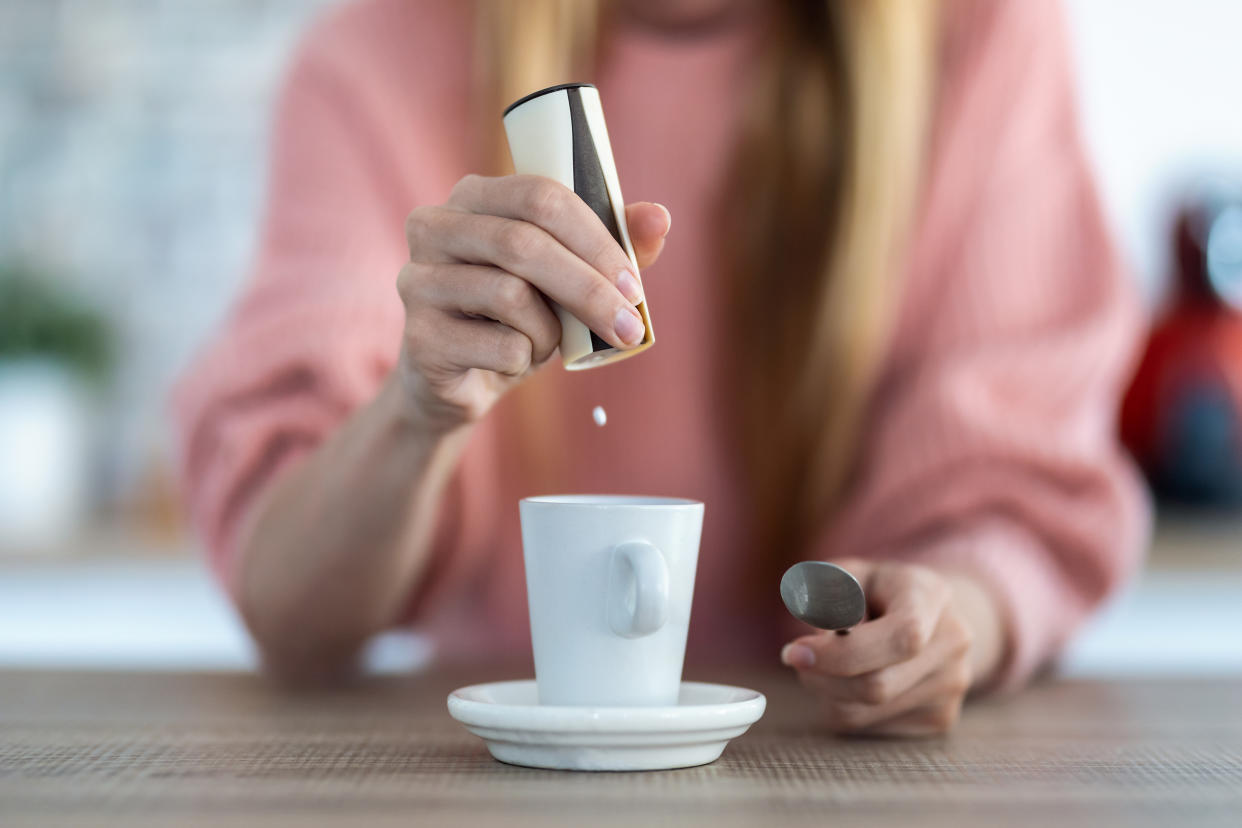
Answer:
(780, 559, 1006, 736)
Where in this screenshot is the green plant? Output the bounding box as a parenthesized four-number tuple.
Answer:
(0, 262, 114, 385)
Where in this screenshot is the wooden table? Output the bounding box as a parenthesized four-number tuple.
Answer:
(1, 669, 1239, 827)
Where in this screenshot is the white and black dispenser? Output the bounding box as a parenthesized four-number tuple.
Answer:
(503, 83, 654, 370)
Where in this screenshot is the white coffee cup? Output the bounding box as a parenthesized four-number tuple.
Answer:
(519, 495, 704, 707)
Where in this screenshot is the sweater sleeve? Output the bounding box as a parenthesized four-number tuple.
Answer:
(171, 18, 417, 598)
(817, 0, 1151, 690)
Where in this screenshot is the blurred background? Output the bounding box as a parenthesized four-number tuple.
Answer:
(1, 0, 1240, 674)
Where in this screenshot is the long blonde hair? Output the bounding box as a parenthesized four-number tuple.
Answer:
(476, 1, 938, 559)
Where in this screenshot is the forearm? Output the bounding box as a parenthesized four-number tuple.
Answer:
(235, 371, 468, 682)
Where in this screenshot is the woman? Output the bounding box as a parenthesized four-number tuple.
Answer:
(174, 0, 1148, 735)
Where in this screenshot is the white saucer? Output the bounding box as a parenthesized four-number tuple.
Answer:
(447, 680, 766, 771)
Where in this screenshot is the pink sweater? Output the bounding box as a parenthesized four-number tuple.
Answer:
(173, 0, 1149, 687)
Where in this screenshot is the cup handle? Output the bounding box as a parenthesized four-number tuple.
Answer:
(607, 540, 669, 638)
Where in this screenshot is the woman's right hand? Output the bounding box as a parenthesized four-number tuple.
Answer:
(397, 174, 671, 433)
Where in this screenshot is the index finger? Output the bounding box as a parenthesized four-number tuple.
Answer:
(427, 211, 643, 349)
(786, 563, 950, 677)
(452, 174, 644, 304)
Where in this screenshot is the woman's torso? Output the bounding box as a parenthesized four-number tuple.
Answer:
(364, 0, 779, 662)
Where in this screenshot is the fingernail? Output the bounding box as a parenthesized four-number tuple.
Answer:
(615, 306, 644, 346)
(781, 643, 816, 670)
(616, 269, 643, 304)
(654, 203, 671, 233)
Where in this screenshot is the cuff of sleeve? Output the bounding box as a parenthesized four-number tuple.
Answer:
(887, 517, 1085, 694)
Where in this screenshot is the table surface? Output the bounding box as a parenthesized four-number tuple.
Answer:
(1, 669, 1240, 828)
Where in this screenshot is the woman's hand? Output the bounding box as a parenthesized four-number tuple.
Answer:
(780, 559, 1006, 737)
(397, 174, 671, 433)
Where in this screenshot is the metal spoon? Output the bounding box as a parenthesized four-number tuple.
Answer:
(780, 561, 866, 635)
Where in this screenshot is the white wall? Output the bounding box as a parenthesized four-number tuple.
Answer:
(1064, 0, 1242, 303)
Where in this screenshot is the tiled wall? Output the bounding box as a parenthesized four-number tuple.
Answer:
(0, 0, 336, 498)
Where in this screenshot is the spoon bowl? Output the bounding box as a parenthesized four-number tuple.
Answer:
(780, 561, 866, 632)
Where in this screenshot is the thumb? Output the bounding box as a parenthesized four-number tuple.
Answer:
(625, 202, 671, 270)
